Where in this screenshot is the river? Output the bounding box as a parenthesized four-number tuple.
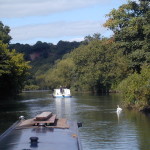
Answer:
(0, 91, 150, 150)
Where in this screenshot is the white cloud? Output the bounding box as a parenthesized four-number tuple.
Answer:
(10, 20, 107, 43)
(0, 0, 115, 18)
(1, 0, 126, 44)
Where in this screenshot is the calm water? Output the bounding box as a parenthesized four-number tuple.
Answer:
(0, 91, 150, 150)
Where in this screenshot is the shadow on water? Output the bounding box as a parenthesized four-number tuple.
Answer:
(0, 95, 27, 134)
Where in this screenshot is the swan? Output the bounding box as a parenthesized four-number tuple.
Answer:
(117, 105, 122, 113)
(19, 116, 25, 120)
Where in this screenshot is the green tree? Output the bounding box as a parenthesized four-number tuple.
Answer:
(0, 21, 12, 44)
(0, 42, 31, 96)
(44, 37, 128, 93)
(83, 33, 101, 45)
(45, 57, 75, 89)
(71, 39, 117, 93)
(118, 65, 150, 110)
(104, 0, 150, 73)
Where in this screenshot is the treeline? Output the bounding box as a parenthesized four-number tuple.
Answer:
(39, 0, 149, 110)
(10, 40, 81, 62)
(9, 40, 81, 90)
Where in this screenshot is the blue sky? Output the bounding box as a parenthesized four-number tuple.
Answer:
(0, 0, 128, 45)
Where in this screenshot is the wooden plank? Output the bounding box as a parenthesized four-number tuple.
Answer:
(48, 114, 57, 123)
(35, 112, 52, 121)
(33, 114, 57, 124)
(18, 119, 34, 127)
(17, 115, 69, 129)
(56, 118, 70, 128)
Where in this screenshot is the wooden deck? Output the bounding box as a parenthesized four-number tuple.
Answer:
(35, 112, 52, 121)
(56, 118, 70, 128)
(18, 112, 69, 129)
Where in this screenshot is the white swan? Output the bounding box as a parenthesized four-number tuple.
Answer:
(117, 105, 122, 113)
(19, 116, 25, 120)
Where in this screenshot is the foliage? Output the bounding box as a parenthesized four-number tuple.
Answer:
(45, 57, 75, 89)
(44, 38, 126, 93)
(0, 41, 31, 96)
(71, 39, 113, 92)
(0, 21, 12, 44)
(10, 40, 81, 88)
(23, 85, 39, 91)
(83, 33, 102, 44)
(10, 40, 81, 61)
(103, 0, 150, 108)
(104, 0, 150, 73)
(117, 65, 150, 109)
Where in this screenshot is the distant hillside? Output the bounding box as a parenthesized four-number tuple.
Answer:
(10, 40, 81, 61)
(9, 40, 81, 90)
(9, 40, 81, 75)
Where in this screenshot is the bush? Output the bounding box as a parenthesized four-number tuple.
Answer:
(117, 65, 150, 110)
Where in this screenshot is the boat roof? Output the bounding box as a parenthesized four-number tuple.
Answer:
(54, 88, 70, 90)
(0, 112, 82, 150)
(0, 124, 80, 150)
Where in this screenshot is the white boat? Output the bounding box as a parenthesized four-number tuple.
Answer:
(53, 88, 72, 98)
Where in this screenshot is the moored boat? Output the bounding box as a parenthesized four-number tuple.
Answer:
(53, 88, 72, 98)
(0, 112, 82, 150)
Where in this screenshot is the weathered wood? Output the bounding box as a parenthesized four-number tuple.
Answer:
(35, 112, 52, 121)
(56, 118, 70, 128)
(33, 114, 57, 124)
(18, 119, 34, 127)
(48, 114, 57, 123)
(18, 113, 69, 129)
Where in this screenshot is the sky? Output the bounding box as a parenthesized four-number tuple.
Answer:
(0, 0, 128, 45)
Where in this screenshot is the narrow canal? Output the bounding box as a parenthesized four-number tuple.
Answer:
(0, 91, 150, 150)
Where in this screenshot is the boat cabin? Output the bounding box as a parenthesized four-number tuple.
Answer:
(53, 88, 71, 98)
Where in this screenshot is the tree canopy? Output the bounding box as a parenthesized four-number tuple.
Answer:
(0, 41, 31, 96)
(104, 0, 150, 73)
(0, 21, 12, 44)
(0, 21, 31, 96)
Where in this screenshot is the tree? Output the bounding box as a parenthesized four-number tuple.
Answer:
(83, 33, 101, 44)
(0, 41, 31, 96)
(104, 0, 150, 73)
(117, 64, 150, 110)
(45, 57, 75, 89)
(0, 21, 12, 44)
(70, 39, 117, 93)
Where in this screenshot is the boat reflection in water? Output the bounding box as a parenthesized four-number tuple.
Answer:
(55, 97, 71, 118)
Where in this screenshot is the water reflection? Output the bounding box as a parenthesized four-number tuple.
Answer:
(116, 106, 123, 122)
(55, 98, 62, 117)
(64, 98, 71, 118)
(55, 98, 71, 118)
(116, 110, 122, 122)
